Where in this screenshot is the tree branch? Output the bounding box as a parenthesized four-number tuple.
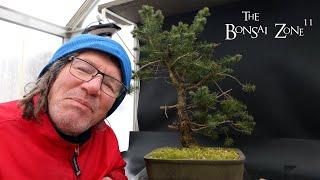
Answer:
(216, 88, 232, 99)
(160, 104, 178, 118)
(160, 104, 178, 110)
(214, 81, 231, 99)
(186, 104, 197, 110)
(230, 123, 251, 134)
(190, 122, 206, 127)
(138, 76, 169, 81)
(215, 120, 250, 133)
(218, 73, 245, 86)
(170, 51, 198, 67)
(138, 60, 163, 71)
(168, 124, 179, 130)
(192, 126, 210, 132)
(190, 120, 250, 133)
(186, 71, 215, 91)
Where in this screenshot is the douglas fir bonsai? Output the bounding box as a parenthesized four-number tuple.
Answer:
(133, 5, 255, 150)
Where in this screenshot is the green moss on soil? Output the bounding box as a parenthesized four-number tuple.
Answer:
(147, 147, 240, 160)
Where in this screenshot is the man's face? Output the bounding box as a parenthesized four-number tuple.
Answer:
(47, 50, 122, 136)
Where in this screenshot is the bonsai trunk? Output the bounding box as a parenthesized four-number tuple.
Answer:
(176, 87, 197, 147)
(166, 62, 197, 147)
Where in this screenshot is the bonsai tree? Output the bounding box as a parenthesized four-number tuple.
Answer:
(132, 5, 255, 148)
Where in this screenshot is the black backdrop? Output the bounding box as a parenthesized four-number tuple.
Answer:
(126, 0, 320, 179)
(137, 0, 320, 140)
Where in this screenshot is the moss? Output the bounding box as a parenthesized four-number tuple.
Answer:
(147, 147, 240, 160)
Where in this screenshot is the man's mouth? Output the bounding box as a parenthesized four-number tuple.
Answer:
(67, 98, 93, 112)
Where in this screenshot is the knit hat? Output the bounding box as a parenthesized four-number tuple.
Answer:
(39, 34, 132, 117)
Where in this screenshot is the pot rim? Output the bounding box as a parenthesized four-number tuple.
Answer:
(144, 148, 245, 164)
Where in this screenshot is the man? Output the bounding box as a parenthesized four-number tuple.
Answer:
(0, 34, 131, 179)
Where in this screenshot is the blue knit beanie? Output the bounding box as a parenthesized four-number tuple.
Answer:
(39, 34, 132, 117)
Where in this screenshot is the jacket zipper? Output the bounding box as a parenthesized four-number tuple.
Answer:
(72, 145, 81, 178)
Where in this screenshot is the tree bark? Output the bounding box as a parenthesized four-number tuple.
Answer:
(166, 61, 197, 147)
(176, 87, 197, 147)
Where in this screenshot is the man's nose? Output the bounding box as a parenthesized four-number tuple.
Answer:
(81, 75, 103, 95)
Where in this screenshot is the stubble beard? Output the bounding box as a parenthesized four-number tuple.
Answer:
(49, 106, 94, 136)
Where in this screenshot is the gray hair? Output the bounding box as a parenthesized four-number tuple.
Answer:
(19, 55, 73, 120)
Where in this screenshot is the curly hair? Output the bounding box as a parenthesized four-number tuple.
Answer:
(18, 55, 73, 120)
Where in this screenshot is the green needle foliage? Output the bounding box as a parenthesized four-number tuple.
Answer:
(133, 5, 256, 147)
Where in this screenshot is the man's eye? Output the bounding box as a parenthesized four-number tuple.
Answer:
(103, 81, 115, 91)
(75, 65, 94, 74)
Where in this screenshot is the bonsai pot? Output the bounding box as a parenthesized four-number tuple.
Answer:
(144, 148, 245, 180)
